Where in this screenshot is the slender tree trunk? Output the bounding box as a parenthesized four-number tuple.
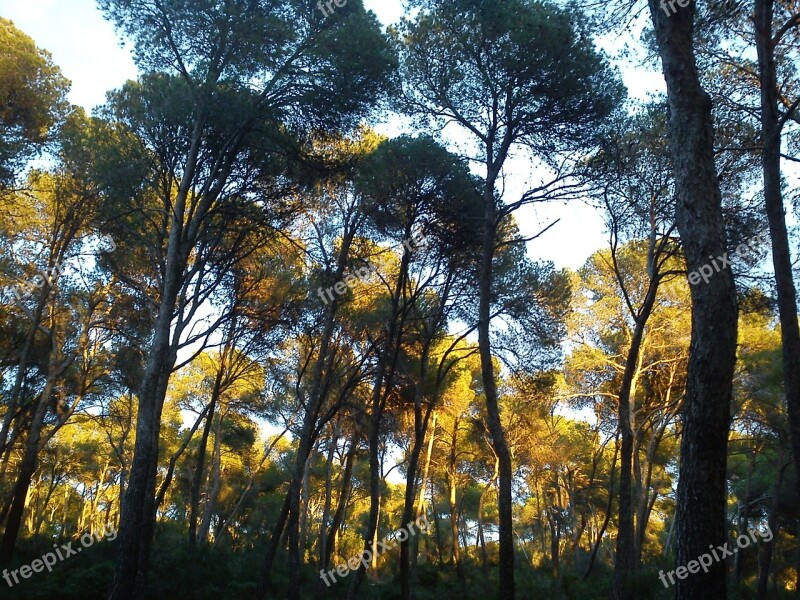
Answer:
(317, 425, 339, 588)
(215, 424, 292, 548)
(647, 3, 739, 599)
(432, 493, 444, 565)
(0, 284, 50, 464)
(198, 412, 223, 545)
(189, 356, 226, 546)
(107, 113, 214, 600)
(346, 242, 411, 600)
(0, 368, 57, 562)
(585, 437, 618, 580)
(735, 451, 756, 583)
(257, 493, 291, 597)
(547, 504, 560, 579)
(324, 436, 357, 568)
(316, 433, 356, 600)
(755, 0, 800, 514)
(756, 455, 787, 600)
(479, 455, 500, 574)
(156, 400, 212, 511)
(345, 372, 389, 599)
(479, 166, 515, 600)
(611, 286, 657, 600)
(281, 228, 359, 600)
(413, 410, 436, 571)
(298, 445, 314, 560)
(447, 419, 464, 579)
(400, 398, 434, 600)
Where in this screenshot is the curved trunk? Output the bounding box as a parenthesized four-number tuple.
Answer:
(611, 286, 656, 600)
(345, 240, 411, 600)
(585, 437, 619, 580)
(0, 369, 57, 562)
(647, 3, 740, 598)
(400, 399, 435, 600)
(189, 358, 225, 546)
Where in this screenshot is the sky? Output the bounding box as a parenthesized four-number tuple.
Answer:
(0, 0, 667, 272)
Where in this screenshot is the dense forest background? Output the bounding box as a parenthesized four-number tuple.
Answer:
(1, 0, 800, 598)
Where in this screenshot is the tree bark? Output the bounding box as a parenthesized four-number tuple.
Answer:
(0, 361, 59, 562)
(479, 454, 500, 574)
(585, 435, 619, 580)
(198, 411, 223, 545)
(754, 0, 800, 517)
(756, 454, 787, 600)
(647, 2, 740, 599)
(345, 239, 412, 600)
(189, 353, 226, 546)
(611, 284, 657, 600)
(108, 120, 203, 600)
(479, 160, 515, 600)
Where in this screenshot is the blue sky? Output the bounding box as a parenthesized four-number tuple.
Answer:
(0, 0, 665, 270)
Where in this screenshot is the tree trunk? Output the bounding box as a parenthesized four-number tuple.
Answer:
(413, 410, 437, 571)
(479, 164, 515, 600)
(198, 411, 223, 545)
(0, 366, 58, 562)
(108, 116, 208, 600)
(316, 424, 339, 597)
(479, 455, 500, 574)
(755, 0, 800, 518)
(611, 284, 657, 600)
(316, 432, 357, 600)
(400, 396, 435, 600)
(447, 419, 464, 579)
(298, 444, 314, 560)
(756, 455, 787, 600)
(647, 3, 740, 599)
(585, 436, 619, 580)
(0, 282, 50, 468)
(257, 493, 291, 597)
(189, 360, 224, 546)
(735, 450, 756, 583)
(281, 228, 359, 600)
(346, 240, 411, 600)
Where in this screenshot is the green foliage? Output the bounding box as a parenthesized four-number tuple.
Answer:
(0, 19, 70, 185)
(396, 0, 625, 160)
(98, 0, 396, 129)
